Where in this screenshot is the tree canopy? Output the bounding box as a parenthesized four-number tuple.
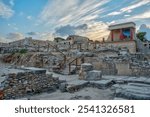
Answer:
(136, 32, 147, 42)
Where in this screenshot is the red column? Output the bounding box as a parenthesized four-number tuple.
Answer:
(120, 29, 123, 40)
(130, 28, 133, 40)
(111, 31, 113, 41)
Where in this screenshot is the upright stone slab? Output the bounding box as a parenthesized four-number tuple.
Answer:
(79, 63, 93, 80)
(86, 70, 102, 81)
(21, 67, 46, 74)
(81, 63, 93, 72)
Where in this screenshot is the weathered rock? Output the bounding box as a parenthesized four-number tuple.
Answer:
(59, 83, 68, 92)
(79, 69, 87, 80)
(115, 83, 150, 100)
(90, 80, 114, 89)
(86, 70, 102, 81)
(81, 63, 93, 72)
(70, 95, 83, 100)
(1, 69, 59, 99)
(0, 90, 4, 100)
(79, 63, 93, 80)
(21, 67, 46, 74)
(70, 95, 91, 100)
(67, 80, 88, 93)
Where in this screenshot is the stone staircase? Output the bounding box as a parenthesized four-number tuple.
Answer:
(48, 42, 84, 75)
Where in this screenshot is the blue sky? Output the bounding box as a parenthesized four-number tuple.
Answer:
(0, 0, 150, 42)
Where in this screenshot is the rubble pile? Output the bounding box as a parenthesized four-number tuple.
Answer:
(100, 53, 150, 77)
(2, 53, 62, 68)
(0, 68, 59, 99)
(130, 61, 150, 77)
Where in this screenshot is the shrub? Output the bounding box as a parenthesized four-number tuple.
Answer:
(19, 49, 28, 54)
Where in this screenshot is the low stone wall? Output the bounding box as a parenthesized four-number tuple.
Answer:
(93, 61, 117, 75)
(115, 62, 132, 76)
(131, 67, 150, 77)
(0, 70, 59, 99)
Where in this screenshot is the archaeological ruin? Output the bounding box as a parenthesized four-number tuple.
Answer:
(0, 22, 150, 100)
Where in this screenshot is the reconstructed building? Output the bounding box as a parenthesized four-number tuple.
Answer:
(104, 22, 137, 53)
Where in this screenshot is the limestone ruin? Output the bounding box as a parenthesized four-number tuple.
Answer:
(0, 22, 150, 100)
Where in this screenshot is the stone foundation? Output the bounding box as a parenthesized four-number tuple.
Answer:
(0, 69, 59, 99)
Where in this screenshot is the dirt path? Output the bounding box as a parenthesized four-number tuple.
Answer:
(21, 88, 114, 100)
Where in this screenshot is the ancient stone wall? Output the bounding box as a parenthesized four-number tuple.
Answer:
(131, 67, 150, 77)
(0, 71, 59, 99)
(115, 62, 132, 76)
(2, 53, 62, 68)
(93, 60, 117, 75)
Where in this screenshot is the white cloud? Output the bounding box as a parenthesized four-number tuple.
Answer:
(106, 9, 150, 26)
(107, 21, 116, 25)
(76, 21, 109, 41)
(9, 0, 14, 6)
(107, 11, 121, 16)
(26, 32, 54, 41)
(124, 14, 130, 17)
(132, 10, 150, 19)
(0, 32, 24, 43)
(6, 32, 25, 41)
(0, 36, 7, 42)
(0, 0, 14, 18)
(38, 0, 111, 40)
(7, 23, 19, 31)
(139, 24, 150, 40)
(120, 0, 150, 12)
(38, 32, 54, 40)
(106, 0, 150, 16)
(27, 16, 32, 20)
(127, 10, 132, 13)
(39, 0, 110, 27)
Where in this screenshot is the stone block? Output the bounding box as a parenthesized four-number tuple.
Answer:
(81, 63, 93, 72)
(90, 80, 114, 89)
(21, 67, 46, 74)
(86, 70, 102, 81)
(67, 80, 88, 93)
(59, 83, 68, 92)
(79, 70, 87, 80)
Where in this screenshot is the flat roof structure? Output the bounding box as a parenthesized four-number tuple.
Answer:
(109, 22, 136, 30)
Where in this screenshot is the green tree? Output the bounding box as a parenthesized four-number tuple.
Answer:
(136, 32, 147, 42)
(19, 49, 28, 54)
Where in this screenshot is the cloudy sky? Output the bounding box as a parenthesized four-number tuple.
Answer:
(0, 0, 150, 42)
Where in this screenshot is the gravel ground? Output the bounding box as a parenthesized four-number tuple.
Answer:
(22, 88, 114, 100)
